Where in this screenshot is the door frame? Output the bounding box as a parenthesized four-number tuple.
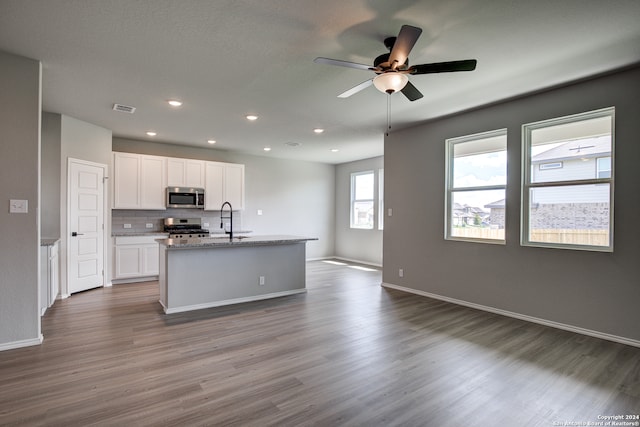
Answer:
(63, 157, 109, 297)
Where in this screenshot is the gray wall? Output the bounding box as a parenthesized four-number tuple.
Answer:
(59, 115, 112, 296)
(0, 51, 41, 348)
(383, 65, 640, 342)
(112, 138, 335, 259)
(335, 156, 384, 266)
(41, 112, 61, 239)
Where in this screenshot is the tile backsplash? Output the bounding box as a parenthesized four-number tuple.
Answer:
(112, 209, 243, 234)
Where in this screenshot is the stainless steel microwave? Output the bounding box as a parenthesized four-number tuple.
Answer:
(166, 187, 205, 209)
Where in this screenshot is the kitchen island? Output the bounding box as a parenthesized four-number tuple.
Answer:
(156, 235, 317, 314)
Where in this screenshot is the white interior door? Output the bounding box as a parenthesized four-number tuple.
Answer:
(68, 160, 105, 294)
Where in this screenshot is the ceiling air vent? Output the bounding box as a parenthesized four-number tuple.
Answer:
(112, 103, 136, 114)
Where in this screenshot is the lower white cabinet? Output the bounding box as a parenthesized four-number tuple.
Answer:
(40, 241, 59, 316)
(113, 235, 163, 282)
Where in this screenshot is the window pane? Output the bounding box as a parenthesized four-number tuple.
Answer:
(450, 190, 505, 240)
(528, 184, 610, 247)
(531, 136, 611, 183)
(453, 139, 507, 189)
(352, 201, 374, 229)
(354, 173, 374, 200)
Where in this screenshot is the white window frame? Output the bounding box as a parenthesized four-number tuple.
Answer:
(350, 170, 375, 229)
(378, 168, 384, 230)
(521, 107, 615, 252)
(445, 129, 507, 244)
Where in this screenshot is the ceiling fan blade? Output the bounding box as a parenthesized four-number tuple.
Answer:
(314, 57, 373, 71)
(338, 79, 373, 98)
(401, 81, 423, 101)
(409, 59, 477, 74)
(388, 25, 422, 69)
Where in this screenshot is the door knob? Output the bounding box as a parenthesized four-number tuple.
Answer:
(71, 232, 84, 237)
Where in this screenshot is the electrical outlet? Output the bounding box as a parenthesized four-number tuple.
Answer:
(257, 209, 263, 216)
(259, 276, 265, 285)
(145, 223, 153, 228)
(399, 268, 404, 278)
(123, 224, 132, 229)
(203, 222, 210, 227)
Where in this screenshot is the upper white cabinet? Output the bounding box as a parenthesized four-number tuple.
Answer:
(204, 162, 245, 210)
(113, 152, 166, 210)
(167, 158, 205, 188)
(112, 152, 244, 211)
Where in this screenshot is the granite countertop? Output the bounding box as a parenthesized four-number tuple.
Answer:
(112, 232, 169, 237)
(41, 238, 60, 246)
(157, 235, 317, 249)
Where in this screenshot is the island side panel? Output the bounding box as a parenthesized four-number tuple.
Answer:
(165, 242, 306, 312)
(158, 244, 168, 310)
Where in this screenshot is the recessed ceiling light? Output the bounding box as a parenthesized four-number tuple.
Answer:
(330, 148, 339, 152)
(263, 147, 271, 152)
(246, 115, 259, 121)
(167, 100, 182, 107)
(313, 128, 324, 134)
(207, 139, 216, 144)
(146, 131, 157, 137)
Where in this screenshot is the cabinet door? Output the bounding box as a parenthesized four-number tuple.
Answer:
(113, 153, 141, 208)
(140, 155, 166, 209)
(167, 158, 186, 187)
(142, 244, 160, 276)
(49, 243, 59, 307)
(225, 163, 245, 210)
(204, 161, 224, 210)
(114, 246, 143, 278)
(185, 160, 205, 188)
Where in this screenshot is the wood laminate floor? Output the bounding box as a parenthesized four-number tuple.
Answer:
(1, 260, 639, 426)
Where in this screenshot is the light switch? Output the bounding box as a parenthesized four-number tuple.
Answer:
(9, 199, 28, 213)
(257, 209, 263, 216)
(388, 208, 393, 217)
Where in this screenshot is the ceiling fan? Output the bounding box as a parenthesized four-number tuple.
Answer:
(314, 25, 477, 101)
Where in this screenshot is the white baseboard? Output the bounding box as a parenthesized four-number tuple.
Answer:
(382, 282, 640, 348)
(0, 334, 43, 352)
(162, 288, 307, 314)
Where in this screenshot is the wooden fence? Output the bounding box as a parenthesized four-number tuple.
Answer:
(451, 227, 609, 246)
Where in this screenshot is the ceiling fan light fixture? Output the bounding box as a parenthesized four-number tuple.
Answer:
(373, 72, 409, 94)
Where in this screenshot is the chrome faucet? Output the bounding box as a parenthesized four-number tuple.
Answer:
(220, 201, 233, 241)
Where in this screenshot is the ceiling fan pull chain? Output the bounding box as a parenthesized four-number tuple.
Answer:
(386, 94, 391, 136)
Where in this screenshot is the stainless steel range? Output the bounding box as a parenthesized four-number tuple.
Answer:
(164, 218, 210, 238)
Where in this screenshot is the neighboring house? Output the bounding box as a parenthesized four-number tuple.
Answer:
(485, 135, 611, 230)
(452, 202, 490, 227)
(484, 199, 505, 229)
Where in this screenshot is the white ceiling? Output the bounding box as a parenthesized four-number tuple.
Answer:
(1, 0, 639, 164)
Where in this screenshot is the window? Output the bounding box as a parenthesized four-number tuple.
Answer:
(597, 157, 611, 179)
(351, 171, 375, 229)
(521, 107, 614, 251)
(445, 129, 507, 243)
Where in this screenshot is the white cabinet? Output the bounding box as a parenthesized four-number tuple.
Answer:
(113, 235, 162, 281)
(112, 153, 166, 209)
(40, 241, 59, 316)
(167, 158, 205, 188)
(204, 161, 245, 210)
